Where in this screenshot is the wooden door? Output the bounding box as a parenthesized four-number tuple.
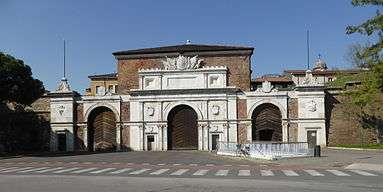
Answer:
(307, 130, 317, 148)
(88, 107, 116, 151)
(167, 105, 198, 150)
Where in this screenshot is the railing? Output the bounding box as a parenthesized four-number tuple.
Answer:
(217, 141, 313, 160)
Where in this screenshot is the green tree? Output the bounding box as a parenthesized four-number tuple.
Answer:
(0, 52, 45, 105)
(338, 0, 383, 143)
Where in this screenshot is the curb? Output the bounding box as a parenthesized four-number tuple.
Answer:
(327, 147, 383, 151)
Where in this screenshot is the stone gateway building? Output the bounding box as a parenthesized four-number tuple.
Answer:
(49, 44, 329, 152)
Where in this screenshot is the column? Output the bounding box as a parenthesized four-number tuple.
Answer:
(83, 126, 88, 150)
(163, 125, 168, 151)
(116, 124, 121, 151)
(282, 121, 288, 142)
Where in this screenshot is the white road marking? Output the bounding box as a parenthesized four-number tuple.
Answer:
(170, 169, 189, 176)
(0, 167, 19, 171)
(349, 170, 377, 176)
(215, 170, 229, 176)
(157, 164, 166, 166)
(282, 170, 299, 176)
(205, 164, 214, 166)
(260, 170, 274, 176)
(327, 170, 350, 176)
(53, 167, 81, 173)
(129, 168, 151, 175)
(1, 167, 33, 173)
(71, 167, 99, 173)
(35, 167, 64, 173)
(172, 164, 181, 166)
(304, 170, 324, 176)
(18, 167, 50, 173)
(193, 169, 209, 176)
(150, 169, 169, 175)
(90, 168, 116, 174)
(109, 168, 133, 174)
(189, 164, 197, 166)
(238, 170, 251, 176)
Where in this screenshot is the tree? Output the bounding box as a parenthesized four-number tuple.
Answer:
(338, 0, 383, 143)
(0, 52, 45, 105)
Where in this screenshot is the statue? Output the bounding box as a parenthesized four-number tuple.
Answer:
(162, 55, 203, 70)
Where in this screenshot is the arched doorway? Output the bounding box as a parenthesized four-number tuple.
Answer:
(167, 105, 198, 150)
(251, 103, 282, 141)
(87, 106, 116, 151)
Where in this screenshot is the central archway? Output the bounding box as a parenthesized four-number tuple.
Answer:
(87, 106, 116, 151)
(251, 103, 282, 142)
(167, 105, 198, 150)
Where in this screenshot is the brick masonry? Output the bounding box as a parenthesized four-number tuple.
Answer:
(121, 102, 130, 122)
(117, 54, 252, 94)
(327, 94, 377, 145)
(288, 98, 298, 119)
(237, 99, 248, 143)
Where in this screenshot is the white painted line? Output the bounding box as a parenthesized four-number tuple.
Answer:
(170, 169, 189, 176)
(53, 167, 81, 173)
(71, 168, 99, 174)
(129, 168, 151, 175)
(215, 170, 229, 176)
(111, 163, 121, 165)
(260, 170, 274, 176)
(150, 169, 169, 175)
(82, 162, 92, 164)
(157, 163, 166, 166)
(193, 169, 209, 176)
(189, 164, 197, 166)
(304, 170, 324, 176)
(349, 170, 377, 176)
(239, 165, 250, 167)
(238, 170, 251, 176)
(282, 170, 299, 176)
(327, 170, 350, 176)
(223, 165, 232, 167)
(90, 168, 116, 174)
(36, 167, 64, 173)
(69, 162, 78, 164)
(109, 168, 133, 174)
(0, 167, 19, 171)
(1, 167, 33, 173)
(18, 167, 50, 173)
(205, 164, 214, 166)
(172, 164, 181, 166)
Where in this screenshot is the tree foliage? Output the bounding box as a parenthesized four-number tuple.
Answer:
(337, 0, 383, 142)
(0, 52, 45, 105)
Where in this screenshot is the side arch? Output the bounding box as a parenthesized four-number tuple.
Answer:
(251, 103, 282, 141)
(84, 103, 120, 123)
(163, 102, 203, 121)
(247, 99, 287, 120)
(86, 106, 117, 151)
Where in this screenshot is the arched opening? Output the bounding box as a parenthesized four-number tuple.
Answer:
(251, 103, 282, 142)
(87, 106, 116, 151)
(167, 105, 198, 150)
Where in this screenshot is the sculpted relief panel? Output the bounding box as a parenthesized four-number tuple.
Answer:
(162, 55, 203, 70)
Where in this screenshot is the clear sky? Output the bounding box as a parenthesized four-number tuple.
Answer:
(0, 0, 379, 93)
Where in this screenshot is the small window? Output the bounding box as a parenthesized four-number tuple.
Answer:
(115, 85, 118, 93)
(96, 86, 105, 95)
(328, 78, 333, 82)
(108, 85, 114, 93)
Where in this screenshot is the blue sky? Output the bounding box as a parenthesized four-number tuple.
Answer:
(0, 0, 379, 93)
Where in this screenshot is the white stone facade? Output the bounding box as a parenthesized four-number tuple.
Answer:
(49, 54, 327, 152)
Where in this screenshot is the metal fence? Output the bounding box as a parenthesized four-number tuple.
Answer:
(217, 141, 313, 160)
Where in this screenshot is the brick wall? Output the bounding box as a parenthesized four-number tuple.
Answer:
(121, 102, 130, 122)
(117, 54, 252, 94)
(238, 124, 247, 144)
(327, 94, 377, 145)
(288, 98, 298, 119)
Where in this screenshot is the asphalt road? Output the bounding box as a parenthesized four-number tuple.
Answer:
(0, 174, 382, 192)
